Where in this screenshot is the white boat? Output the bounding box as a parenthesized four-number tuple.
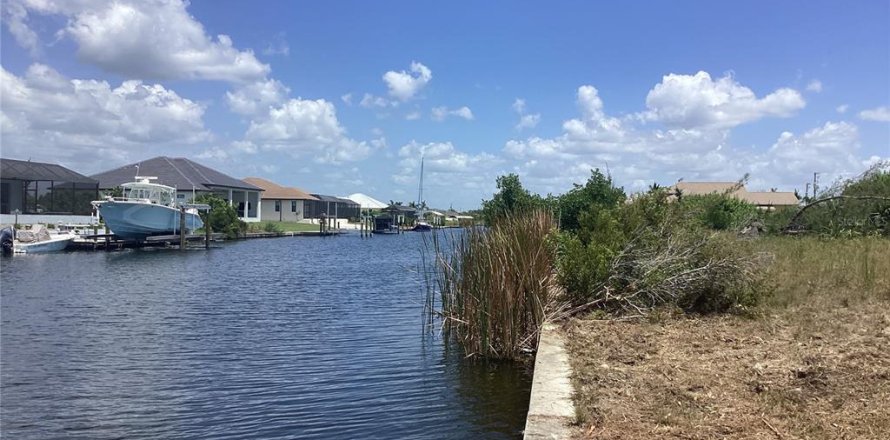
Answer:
(15, 232, 78, 254)
(1, 224, 77, 254)
(91, 177, 203, 241)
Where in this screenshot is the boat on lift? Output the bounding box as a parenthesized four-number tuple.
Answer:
(91, 176, 203, 241)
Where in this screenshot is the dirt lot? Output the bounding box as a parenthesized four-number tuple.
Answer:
(565, 237, 890, 439)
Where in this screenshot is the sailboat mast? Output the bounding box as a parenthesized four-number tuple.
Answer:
(418, 156, 424, 207)
(416, 155, 425, 221)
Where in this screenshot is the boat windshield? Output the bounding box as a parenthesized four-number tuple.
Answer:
(122, 183, 175, 205)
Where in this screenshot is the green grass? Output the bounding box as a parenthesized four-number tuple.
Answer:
(252, 221, 321, 233)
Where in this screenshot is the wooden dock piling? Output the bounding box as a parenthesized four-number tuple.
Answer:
(179, 206, 186, 250)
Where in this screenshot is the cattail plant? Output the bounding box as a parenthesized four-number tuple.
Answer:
(424, 210, 562, 359)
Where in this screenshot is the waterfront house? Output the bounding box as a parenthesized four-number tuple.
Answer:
(0, 158, 100, 225)
(382, 203, 417, 226)
(91, 156, 263, 222)
(307, 194, 361, 221)
(670, 181, 799, 210)
(426, 210, 445, 226)
(243, 177, 317, 222)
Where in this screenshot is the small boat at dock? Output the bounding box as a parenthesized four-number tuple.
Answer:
(1, 225, 77, 254)
(91, 177, 203, 241)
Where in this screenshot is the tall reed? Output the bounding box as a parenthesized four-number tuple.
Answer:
(425, 210, 560, 359)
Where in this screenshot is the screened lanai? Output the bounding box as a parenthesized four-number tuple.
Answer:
(0, 158, 99, 215)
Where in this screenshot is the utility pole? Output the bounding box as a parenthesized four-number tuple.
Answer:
(805, 183, 811, 201)
(812, 172, 820, 200)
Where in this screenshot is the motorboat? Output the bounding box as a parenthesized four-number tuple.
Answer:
(1, 225, 77, 254)
(91, 177, 203, 241)
(411, 221, 432, 232)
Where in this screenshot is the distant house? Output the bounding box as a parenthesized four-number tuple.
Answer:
(91, 156, 263, 222)
(425, 210, 445, 226)
(1, 158, 99, 225)
(671, 181, 799, 210)
(444, 209, 474, 222)
(307, 194, 361, 220)
(243, 177, 317, 222)
(387, 204, 416, 220)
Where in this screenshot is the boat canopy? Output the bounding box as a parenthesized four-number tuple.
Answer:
(121, 181, 175, 206)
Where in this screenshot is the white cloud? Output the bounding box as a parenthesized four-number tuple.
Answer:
(405, 111, 421, 120)
(512, 98, 526, 114)
(393, 141, 500, 199)
(261, 34, 289, 56)
(7, 0, 269, 82)
(561, 85, 627, 151)
(231, 140, 259, 154)
(360, 93, 394, 108)
(245, 98, 370, 163)
(260, 164, 280, 174)
(836, 104, 849, 114)
(2, 1, 40, 56)
(806, 79, 823, 93)
(341, 93, 353, 106)
(512, 97, 540, 131)
(859, 106, 890, 122)
(515, 114, 541, 131)
(0, 63, 209, 169)
(643, 71, 805, 130)
(431, 106, 474, 121)
(196, 146, 230, 161)
(499, 76, 881, 197)
(504, 137, 565, 159)
(766, 121, 862, 184)
(383, 61, 432, 101)
(226, 78, 289, 115)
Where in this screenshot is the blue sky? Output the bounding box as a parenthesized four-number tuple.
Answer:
(2, 0, 888, 209)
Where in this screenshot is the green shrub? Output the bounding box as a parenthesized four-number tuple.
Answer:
(792, 162, 890, 236)
(194, 193, 242, 239)
(557, 169, 625, 232)
(679, 193, 757, 230)
(556, 189, 768, 314)
(262, 221, 282, 233)
(480, 174, 553, 225)
(556, 206, 628, 304)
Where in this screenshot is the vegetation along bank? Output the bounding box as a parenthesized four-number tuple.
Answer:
(425, 162, 889, 438)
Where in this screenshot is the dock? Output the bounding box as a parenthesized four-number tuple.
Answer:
(68, 230, 342, 251)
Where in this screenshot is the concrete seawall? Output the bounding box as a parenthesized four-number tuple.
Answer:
(524, 323, 576, 439)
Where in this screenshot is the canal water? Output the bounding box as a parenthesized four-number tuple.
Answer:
(0, 233, 532, 439)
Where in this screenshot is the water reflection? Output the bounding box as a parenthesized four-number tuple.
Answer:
(1, 234, 530, 439)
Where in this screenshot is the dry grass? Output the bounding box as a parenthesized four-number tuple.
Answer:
(566, 236, 890, 439)
(759, 236, 890, 309)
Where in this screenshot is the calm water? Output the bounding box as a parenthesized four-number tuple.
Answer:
(0, 233, 531, 439)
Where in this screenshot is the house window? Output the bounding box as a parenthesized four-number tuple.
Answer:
(291, 200, 298, 212)
(274, 200, 281, 212)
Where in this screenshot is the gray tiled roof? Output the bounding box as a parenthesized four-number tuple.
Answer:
(91, 156, 261, 191)
(1, 158, 98, 184)
(311, 194, 359, 206)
